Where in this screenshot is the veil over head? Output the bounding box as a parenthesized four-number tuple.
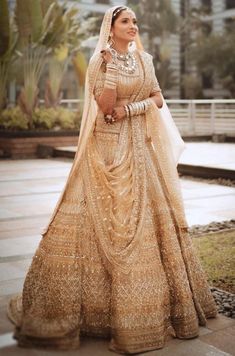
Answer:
(76, 4, 184, 169)
(74, 6, 133, 165)
(92, 5, 144, 57)
(41, 6, 131, 235)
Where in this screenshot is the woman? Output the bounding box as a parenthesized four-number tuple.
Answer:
(8, 5, 217, 354)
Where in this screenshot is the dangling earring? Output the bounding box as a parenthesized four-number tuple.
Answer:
(108, 33, 115, 48)
(128, 41, 136, 52)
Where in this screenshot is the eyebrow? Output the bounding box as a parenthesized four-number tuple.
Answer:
(121, 17, 137, 20)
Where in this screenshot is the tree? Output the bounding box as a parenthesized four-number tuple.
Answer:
(14, 0, 60, 126)
(191, 30, 235, 97)
(127, 0, 178, 90)
(182, 74, 203, 99)
(0, 0, 17, 110)
(13, 0, 82, 127)
(179, 5, 235, 98)
(178, 6, 207, 98)
(42, 3, 82, 108)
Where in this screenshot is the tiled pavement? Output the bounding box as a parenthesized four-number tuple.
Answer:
(179, 142, 235, 171)
(0, 157, 234, 355)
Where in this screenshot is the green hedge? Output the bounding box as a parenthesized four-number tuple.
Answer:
(0, 106, 81, 131)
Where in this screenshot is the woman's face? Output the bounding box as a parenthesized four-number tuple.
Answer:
(111, 10, 138, 43)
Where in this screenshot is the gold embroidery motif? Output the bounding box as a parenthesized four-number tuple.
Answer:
(8, 32, 217, 356)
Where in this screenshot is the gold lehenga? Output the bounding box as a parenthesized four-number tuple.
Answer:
(7, 6, 217, 355)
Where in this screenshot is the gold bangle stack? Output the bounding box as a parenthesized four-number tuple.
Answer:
(124, 98, 151, 118)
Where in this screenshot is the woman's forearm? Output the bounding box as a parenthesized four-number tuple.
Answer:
(97, 63, 118, 115)
(97, 87, 117, 115)
(150, 92, 163, 108)
(124, 93, 163, 118)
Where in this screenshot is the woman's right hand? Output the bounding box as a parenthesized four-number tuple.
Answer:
(100, 49, 114, 64)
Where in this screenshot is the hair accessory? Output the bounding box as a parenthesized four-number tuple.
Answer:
(112, 6, 127, 18)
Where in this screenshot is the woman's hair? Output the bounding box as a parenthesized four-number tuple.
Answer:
(111, 6, 128, 26)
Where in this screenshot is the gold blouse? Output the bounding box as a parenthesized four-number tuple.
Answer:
(93, 51, 161, 134)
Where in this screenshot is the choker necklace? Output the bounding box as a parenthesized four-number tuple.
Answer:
(110, 47, 137, 74)
(117, 51, 131, 61)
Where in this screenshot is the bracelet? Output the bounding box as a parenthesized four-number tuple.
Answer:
(126, 98, 152, 117)
(124, 105, 130, 119)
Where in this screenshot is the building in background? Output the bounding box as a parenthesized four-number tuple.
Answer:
(184, 0, 235, 98)
(203, 0, 235, 98)
(162, 0, 181, 98)
(73, 0, 127, 13)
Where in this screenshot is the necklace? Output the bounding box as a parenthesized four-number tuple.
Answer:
(110, 47, 137, 74)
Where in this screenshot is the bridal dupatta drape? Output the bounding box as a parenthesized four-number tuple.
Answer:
(40, 6, 185, 242)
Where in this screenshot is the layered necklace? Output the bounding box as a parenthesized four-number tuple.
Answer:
(110, 47, 137, 74)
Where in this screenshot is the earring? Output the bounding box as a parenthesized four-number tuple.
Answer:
(108, 33, 115, 48)
(128, 41, 135, 51)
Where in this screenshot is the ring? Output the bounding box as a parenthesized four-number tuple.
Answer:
(104, 114, 115, 124)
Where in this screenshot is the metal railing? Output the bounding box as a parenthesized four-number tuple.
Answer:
(166, 99, 235, 136)
(55, 99, 235, 136)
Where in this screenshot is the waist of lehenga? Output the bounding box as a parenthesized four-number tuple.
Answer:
(94, 97, 131, 134)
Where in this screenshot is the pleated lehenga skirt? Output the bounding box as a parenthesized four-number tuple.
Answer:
(8, 128, 218, 354)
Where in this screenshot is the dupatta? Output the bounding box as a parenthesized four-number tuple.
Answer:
(41, 6, 186, 274)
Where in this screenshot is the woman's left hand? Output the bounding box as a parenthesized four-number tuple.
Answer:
(112, 106, 126, 122)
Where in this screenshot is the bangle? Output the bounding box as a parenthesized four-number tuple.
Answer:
(128, 103, 134, 117)
(127, 98, 151, 117)
(124, 105, 130, 119)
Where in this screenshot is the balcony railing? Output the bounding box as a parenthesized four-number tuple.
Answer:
(166, 99, 235, 136)
(41, 99, 235, 136)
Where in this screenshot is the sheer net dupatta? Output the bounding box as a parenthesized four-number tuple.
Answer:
(40, 4, 184, 238)
(6, 4, 145, 343)
(39, 6, 144, 237)
(6, 5, 117, 345)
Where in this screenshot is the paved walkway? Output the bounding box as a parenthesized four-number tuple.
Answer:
(179, 142, 235, 171)
(0, 158, 234, 355)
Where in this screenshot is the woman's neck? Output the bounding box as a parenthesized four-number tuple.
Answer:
(112, 41, 130, 54)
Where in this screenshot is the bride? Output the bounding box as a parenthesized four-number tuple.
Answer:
(7, 5, 217, 354)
